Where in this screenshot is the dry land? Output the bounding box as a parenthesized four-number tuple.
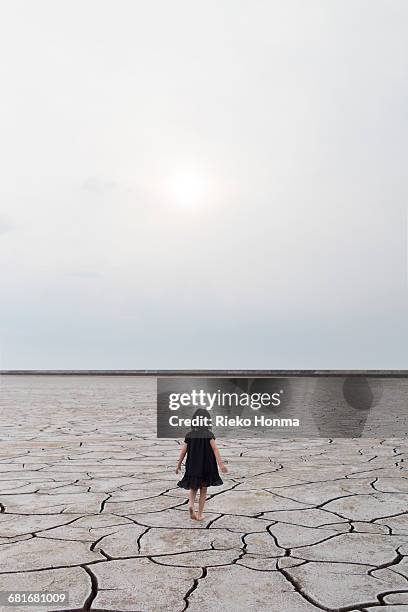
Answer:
(0, 376, 408, 611)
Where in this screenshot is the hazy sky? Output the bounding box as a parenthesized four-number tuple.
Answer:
(1, 1, 407, 369)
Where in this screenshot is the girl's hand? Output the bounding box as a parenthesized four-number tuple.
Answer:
(220, 464, 228, 474)
(176, 465, 180, 474)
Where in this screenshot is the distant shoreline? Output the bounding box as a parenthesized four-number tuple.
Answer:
(1, 370, 408, 377)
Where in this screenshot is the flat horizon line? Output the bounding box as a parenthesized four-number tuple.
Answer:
(1, 369, 407, 377)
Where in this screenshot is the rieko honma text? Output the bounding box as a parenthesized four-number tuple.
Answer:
(169, 415, 300, 428)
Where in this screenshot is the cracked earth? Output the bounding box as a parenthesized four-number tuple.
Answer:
(1, 376, 408, 612)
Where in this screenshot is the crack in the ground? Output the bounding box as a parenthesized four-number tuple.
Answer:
(81, 564, 98, 610)
(181, 566, 207, 611)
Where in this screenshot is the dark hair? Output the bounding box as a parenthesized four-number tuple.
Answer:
(192, 408, 211, 431)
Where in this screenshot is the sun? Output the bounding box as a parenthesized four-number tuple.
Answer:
(163, 167, 211, 211)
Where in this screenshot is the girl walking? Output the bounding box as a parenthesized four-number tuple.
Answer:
(176, 408, 228, 520)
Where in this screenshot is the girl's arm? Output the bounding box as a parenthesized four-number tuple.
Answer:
(210, 439, 228, 473)
(176, 443, 188, 474)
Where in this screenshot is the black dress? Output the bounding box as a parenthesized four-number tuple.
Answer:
(177, 429, 223, 490)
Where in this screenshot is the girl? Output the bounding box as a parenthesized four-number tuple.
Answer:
(176, 408, 228, 520)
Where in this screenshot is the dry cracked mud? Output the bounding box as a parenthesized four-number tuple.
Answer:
(0, 375, 408, 612)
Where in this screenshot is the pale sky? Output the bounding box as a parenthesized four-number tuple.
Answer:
(1, 1, 407, 369)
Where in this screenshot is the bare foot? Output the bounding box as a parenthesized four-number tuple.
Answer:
(196, 514, 205, 521)
(188, 506, 197, 520)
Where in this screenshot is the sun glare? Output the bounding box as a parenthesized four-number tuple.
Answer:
(163, 167, 211, 211)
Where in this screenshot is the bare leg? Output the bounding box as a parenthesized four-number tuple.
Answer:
(188, 489, 197, 519)
(197, 486, 207, 520)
